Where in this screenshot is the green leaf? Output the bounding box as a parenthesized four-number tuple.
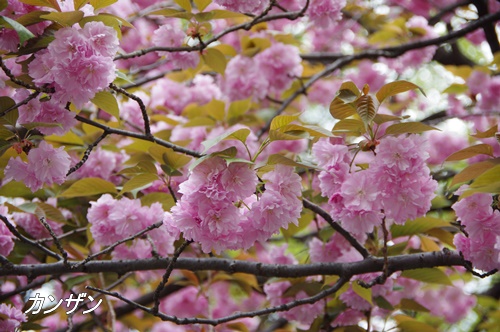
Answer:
(398, 320, 438, 332)
(202, 48, 227, 74)
(64, 275, 93, 289)
(0, 127, 14, 140)
(384, 122, 439, 136)
(0, 181, 43, 198)
(91, 91, 120, 120)
(141, 192, 175, 211)
(391, 217, 451, 238)
(174, 0, 192, 12)
(329, 97, 357, 120)
(470, 164, 500, 188)
(450, 158, 500, 187)
(162, 149, 192, 170)
(40, 10, 84, 26)
(89, 0, 117, 10)
(0, 0, 7, 11)
(267, 154, 315, 170)
(203, 9, 249, 20)
(445, 144, 494, 161)
(36, 202, 67, 224)
(74, 0, 90, 10)
(120, 173, 158, 194)
(283, 281, 323, 297)
(193, 0, 211, 11)
(332, 119, 364, 136)
(18, 0, 61, 11)
(228, 98, 251, 120)
(336, 81, 361, 101)
(268, 129, 306, 141)
(147, 8, 193, 20)
(399, 298, 430, 312)
(0, 16, 35, 44)
(59, 178, 117, 198)
(401, 268, 452, 286)
(201, 128, 250, 153)
(373, 113, 403, 125)
(118, 160, 157, 175)
(270, 114, 300, 130)
(352, 281, 373, 305)
(376, 80, 425, 104)
(282, 124, 332, 138)
(356, 94, 378, 125)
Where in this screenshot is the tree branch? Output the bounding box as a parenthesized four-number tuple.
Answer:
(0, 250, 466, 278)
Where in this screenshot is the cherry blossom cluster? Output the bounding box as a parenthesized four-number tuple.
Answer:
(4, 141, 71, 192)
(313, 135, 437, 239)
(164, 158, 302, 253)
(28, 21, 119, 108)
(453, 188, 500, 271)
(87, 194, 175, 256)
(222, 42, 303, 101)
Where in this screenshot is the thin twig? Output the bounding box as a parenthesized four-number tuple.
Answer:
(74, 114, 202, 158)
(152, 239, 193, 313)
(302, 198, 371, 258)
(88, 274, 348, 326)
(73, 221, 163, 269)
(39, 217, 69, 266)
(66, 132, 109, 176)
(0, 214, 61, 260)
(109, 83, 152, 137)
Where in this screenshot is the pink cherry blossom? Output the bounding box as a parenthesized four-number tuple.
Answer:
(222, 55, 269, 101)
(307, 0, 346, 28)
(255, 43, 302, 94)
(4, 141, 71, 192)
(214, 0, 269, 14)
(0, 303, 27, 331)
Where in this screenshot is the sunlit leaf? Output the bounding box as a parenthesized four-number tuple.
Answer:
(352, 281, 373, 305)
(174, 0, 192, 12)
(391, 217, 451, 238)
(89, 0, 117, 10)
(450, 158, 500, 187)
(0, 16, 35, 44)
(19, 0, 61, 11)
(60, 178, 117, 198)
(91, 91, 120, 120)
(376, 80, 425, 104)
(384, 122, 439, 136)
(332, 119, 364, 136)
(329, 97, 357, 120)
(356, 94, 378, 125)
(120, 173, 158, 194)
(201, 128, 250, 153)
(398, 320, 438, 332)
(270, 114, 300, 130)
(36, 202, 67, 224)
(74, 0, 90, 10)
(401, 268, 452, 286)
(193, 0, 211, 11)
(141, 192, 175, 211)
(469, 164, 500, 188)
(373, 113, 402, 124)
(202, 48, 227, 74)
(445, 144, 494, 161)
(399, 298, 430, 312)
(40, 10, 84, 26)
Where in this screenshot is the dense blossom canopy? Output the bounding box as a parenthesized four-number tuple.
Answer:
(0, 0, 500, 331)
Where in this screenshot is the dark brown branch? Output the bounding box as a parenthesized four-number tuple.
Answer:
(0, 214, 61, 260)
(302, 198, 371, 258)
(73, 221, 163, 268)
(152, 239, 192, 313)
(88, 274, 348, 326)
(74, 115, 202, 158)
(0, 250, 467, 278)
(114, 2, 309, 61)
(0, 57, 54, 94)
(109, 83, 152, 137)
(66, 132, 109, 176)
